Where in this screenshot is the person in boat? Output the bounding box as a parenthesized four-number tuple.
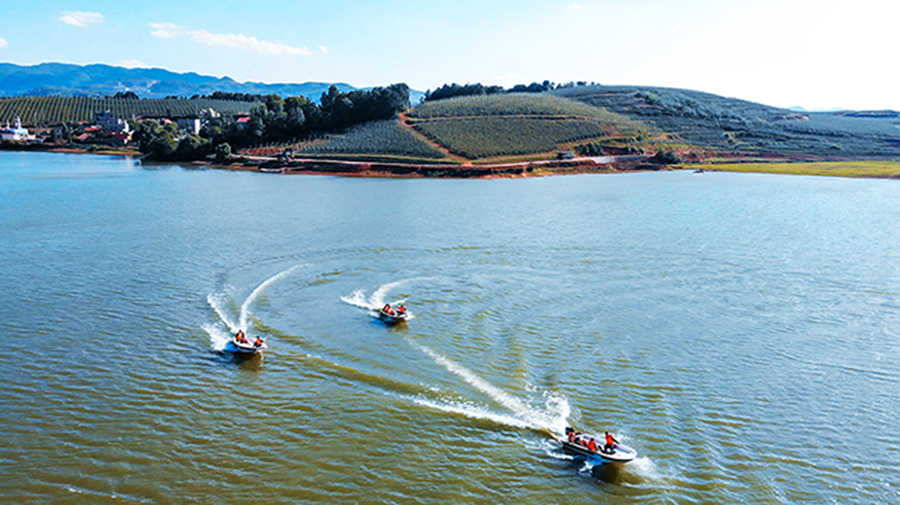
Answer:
(587, 437, 598, 452)
(566, 427, 575, 443)
(604, 431, 618, 454)
(254, 336, 264, 347)
(398, 305, 407, 315)
(383, 304, 396, 315)
(235, 330, 248, 344)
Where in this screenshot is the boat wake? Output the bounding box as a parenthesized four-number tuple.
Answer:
(341, 278, 418, 318)
(409, 343, 570, 436)
(204, 265, 302, 350)
(408, 344, 664, 483)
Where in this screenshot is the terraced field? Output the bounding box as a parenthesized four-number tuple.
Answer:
(409, 93, 624, 120)
(414, 117, 614, 159)
(297, 119, 449, 160)
(0, 96, 253, 125)
(406, 93, 651, 160)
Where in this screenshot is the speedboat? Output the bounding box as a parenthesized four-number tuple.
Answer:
(378, 307, 411, 325)
(227, 336, 266, 355)
(561, 427, 637, 463)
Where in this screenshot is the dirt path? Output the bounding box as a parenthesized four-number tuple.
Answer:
(398, 111, 472, 166)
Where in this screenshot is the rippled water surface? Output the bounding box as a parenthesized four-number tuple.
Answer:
(2, 152, 899, 503)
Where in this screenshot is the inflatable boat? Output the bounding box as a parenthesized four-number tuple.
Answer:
(378, 307, 411, 324)
(227, 336, 266, 355)
(561, 427, 637, 463)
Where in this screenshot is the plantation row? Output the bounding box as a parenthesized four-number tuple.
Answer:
(408, 93, 627, 121)
(413, 117, 616, 159)
(298, 120, 447, 159)
(0, 96, 254, 126)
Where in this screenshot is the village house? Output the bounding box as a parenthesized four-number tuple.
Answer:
(174, 117, 202, 135)
(0, 117, 35, 141)
(91, 111, 133, 146)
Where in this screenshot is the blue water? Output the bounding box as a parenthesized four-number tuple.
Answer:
(1, 151, 898, 503)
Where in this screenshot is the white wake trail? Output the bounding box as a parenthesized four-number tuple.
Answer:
(204, 265, 303, 350)
(413, 344, 570, 435)
(410, 397, 536, 430)
(341, 278, 417, 311)
(203, 322, 232, 351)
(371, 279, 410, 308)
(207, 293, 238, 332)
(239, 265, 302, 328)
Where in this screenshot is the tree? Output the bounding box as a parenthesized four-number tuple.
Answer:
(133, 120, 178, 159)
(174, 133, 211, 160)
(649, 151, 680, 164)
(214, 142, 232, 163)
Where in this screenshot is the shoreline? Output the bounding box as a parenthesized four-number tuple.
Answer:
(4, 144, 899, 179)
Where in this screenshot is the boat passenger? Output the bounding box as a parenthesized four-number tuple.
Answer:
(254, 336, 264, 347)
(604, 431, 618, 454)
(587, 438, 598, 452)
(567, 430, 575, 443)
(398, 305, 407, 314)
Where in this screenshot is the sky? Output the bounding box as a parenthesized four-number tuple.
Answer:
(0, 0, 897, 110)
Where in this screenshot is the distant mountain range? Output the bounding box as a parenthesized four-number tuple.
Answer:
(0, 62, 360, 101)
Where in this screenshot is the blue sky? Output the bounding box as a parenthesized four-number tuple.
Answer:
(0, 0, 897, 110)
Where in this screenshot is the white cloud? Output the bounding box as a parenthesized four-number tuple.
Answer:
(319, 45, 329, 55)
(0, 37, 7, 48)
(60, 11, 104, 28)
(150, 23, 313, 55)
(566, 3, 584, 10)
(149, 22, 182, 38)
(120, 59, 150, 69)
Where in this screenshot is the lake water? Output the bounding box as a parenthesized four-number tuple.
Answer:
(1, 151, 898, 503)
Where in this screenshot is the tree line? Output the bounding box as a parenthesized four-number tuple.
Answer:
(134, 83, 410, 161)
(422, 80, 596, 102)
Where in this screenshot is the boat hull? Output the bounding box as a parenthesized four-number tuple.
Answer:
(560, 440, 637, 463)
(227, 338, 265, 354)
(378, 310, 410, 325)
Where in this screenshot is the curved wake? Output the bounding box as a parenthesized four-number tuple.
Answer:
(341, 278, 417, 317)
(410, 343, 570, 436)
(239, 265, 302, 329)
(204, 265, 303, 350)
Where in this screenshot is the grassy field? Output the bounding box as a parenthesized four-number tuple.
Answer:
(681, 160, 900, 178)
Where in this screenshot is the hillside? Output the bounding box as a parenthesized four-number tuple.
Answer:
(552, 85, 900, 158)
(0, 63, 355, 100)
(404, 93, 651, 161)
(0, 95, 253, 125)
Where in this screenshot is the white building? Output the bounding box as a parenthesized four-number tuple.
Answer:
(175, 118, 202, 135)
(0, 117, 34, 141)
(96, 111, 132, 135)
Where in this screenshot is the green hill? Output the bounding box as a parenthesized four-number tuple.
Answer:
(553, 85, 900, 157)
(406, 93, 651, 160)
(0, 96, 254, 125)
(296, 119, 451, 162)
